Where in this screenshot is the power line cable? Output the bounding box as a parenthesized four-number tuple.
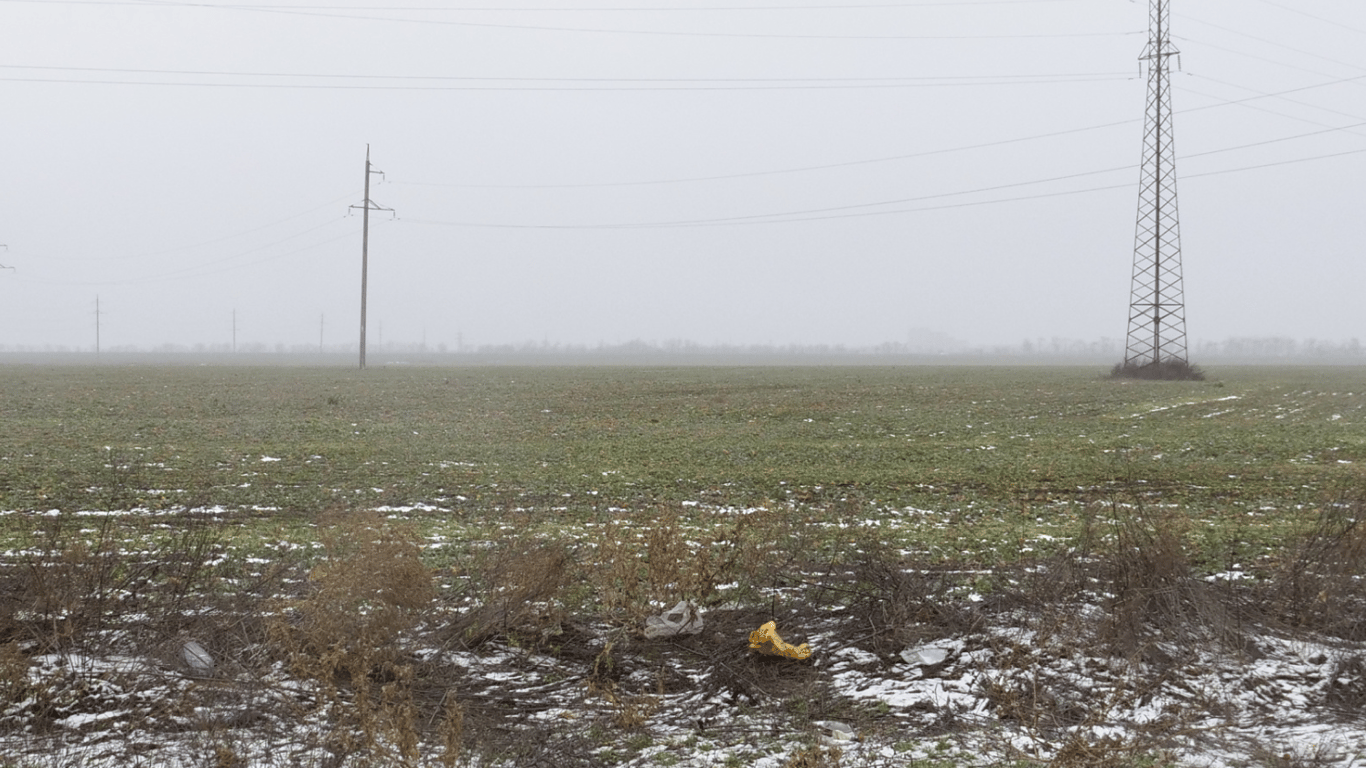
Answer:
(1184, 72, 1366, 127)
(1177, 15, 1366, 79)
(32, 0, 1139, 41)
(50, 190, 361, 262)
(19, 223, 362, 286)
(687, 146, 1366, 225)
(413, 143, 1366, 230)
(0, 73, 1133, 90)
(0, 0, 1117, 9)
(397, 70, 1366, 191)
(398, 118, 1142, 190)
(0, 63, 1130, 85)
(1250, 0, 1366, 38)
(400, 123, 1366, 231)
(1179, 81, 1363, 138)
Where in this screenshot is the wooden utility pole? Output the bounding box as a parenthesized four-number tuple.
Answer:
(350, 145, 393, 370)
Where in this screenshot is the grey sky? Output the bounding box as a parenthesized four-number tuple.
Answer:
(1, 0, 1363, 352)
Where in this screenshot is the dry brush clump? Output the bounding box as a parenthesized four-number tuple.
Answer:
(0, 513, 294, 748)
(266, 510, 438, 766)
(1262, 496, 1366, 641)
(822, 542, 985, 658)
(6, 515, 223, 654)
(441, 536, 573, 648)
(1096, 504, 1239, 661)
(583, 504, 795, 623)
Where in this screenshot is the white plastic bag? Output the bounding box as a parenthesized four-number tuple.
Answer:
(900, 645, 948, 666)
(816, 720, 856, 744)
(180, 640, 215, 675)
(644, 601, 704, 639)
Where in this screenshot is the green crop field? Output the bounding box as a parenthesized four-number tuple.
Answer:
(2, 363, 1365, 768)
(2, 364, 1362, 564)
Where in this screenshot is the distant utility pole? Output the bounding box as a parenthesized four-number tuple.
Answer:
(95, 295, 102, 356)
(350, 145, 394, 370)
(1122, 0, 1191, 373)
(319, 313, 325, 354)
(232, 309, 237, 353)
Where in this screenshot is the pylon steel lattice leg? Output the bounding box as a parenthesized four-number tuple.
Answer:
(1124, 0, 1189, 369)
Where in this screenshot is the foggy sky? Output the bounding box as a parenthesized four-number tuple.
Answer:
(2, 0, 1364, 353)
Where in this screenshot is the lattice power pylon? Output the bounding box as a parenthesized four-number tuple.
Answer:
(1123, 0, 1189, 370)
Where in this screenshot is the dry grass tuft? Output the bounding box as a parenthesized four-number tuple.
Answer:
(268, 510, 436, 766)
(436, 695, 465, 768)
(587, 506, 749, 622)
(277, 511, 434, 672)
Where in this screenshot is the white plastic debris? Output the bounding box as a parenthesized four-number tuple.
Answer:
(180, 640, 215, 675)
(643, 601, 704, 639)
(816, 720, 856, 745)
(900, 646, 948, 666)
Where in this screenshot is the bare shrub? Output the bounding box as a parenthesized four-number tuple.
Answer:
(279, 511, 434, 666)
(836, 544, 981, 653)
(268, 510, 435, 766)
(586, 506, 750, 622)
(1097, 505, 1235, 659)
(1049, 733, 1163, 768)
(445, 539, 571, 647)
(583, 640, 659, 730)
(0, 640, 33, 713)
(1265, 497, 1366, 641)
(10, 514, 222, 653)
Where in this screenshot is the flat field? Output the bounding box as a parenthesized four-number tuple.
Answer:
(1, 363, 1365, 768)
(2, 364, 1363, 559)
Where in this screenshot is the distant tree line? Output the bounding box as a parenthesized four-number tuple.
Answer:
(0, 336, 1361, 360)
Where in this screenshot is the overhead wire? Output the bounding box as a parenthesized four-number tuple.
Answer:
(51, 190, 363, 263)
(1167, 14, 1366, 143)
(0, 63, 1129, 86)
(0, 70, 1135, 91)
(1182, 73, 1366, 131)
(399, 116, 1366, 231)
(1251, 0, 1366, 38)
(1178, 13, 1366, 76)
(398, 117, 1141, 190)
(19, 222, 364, 286)
(0, 0, 1099, 8)
(8, 1, 1363, 263)
(395, 69, 1366, 192)
(10, 0, 1139, 41)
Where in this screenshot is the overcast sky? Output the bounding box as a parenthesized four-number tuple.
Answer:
(1, 0, 1364, 352)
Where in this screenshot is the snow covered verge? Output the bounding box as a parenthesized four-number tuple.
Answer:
(3, 506, 1366, 767)
(3, 604, 1365, 768)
